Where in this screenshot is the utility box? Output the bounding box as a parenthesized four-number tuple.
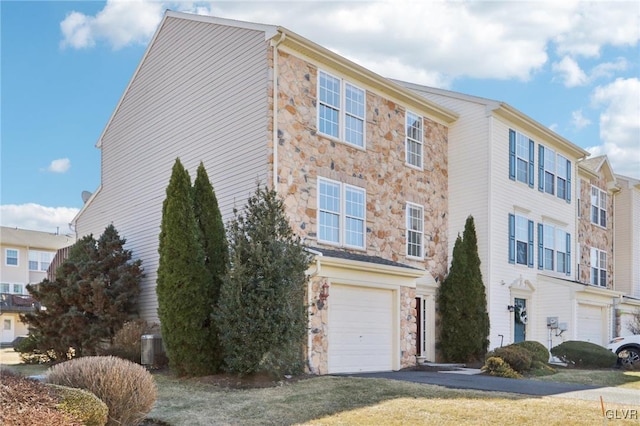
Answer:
(141, 334, 164, 368)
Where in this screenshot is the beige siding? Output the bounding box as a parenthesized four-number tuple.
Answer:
(614, 177, 640, 297)
(76, 17, 271, 322)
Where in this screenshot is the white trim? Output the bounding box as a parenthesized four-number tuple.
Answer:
(317, 177, 366, 249)
(406, 201, 424, 260)
(4, 248, 19, 267)
(405, 110, 424, 170)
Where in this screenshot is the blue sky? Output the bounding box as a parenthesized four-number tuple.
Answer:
(1, 1, 639, 233)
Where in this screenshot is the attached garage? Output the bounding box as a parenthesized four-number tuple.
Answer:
(577, 304, 605, 346)
(327, 284, 395, 373)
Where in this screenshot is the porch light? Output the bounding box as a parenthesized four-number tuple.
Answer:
(317, 281, 329, 310)
(507, 305, 515, 312)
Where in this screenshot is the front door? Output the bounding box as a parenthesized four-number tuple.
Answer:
(1, 317, 14, 343)
(415, 297, 427, 356)
(514, 298, 526, 343)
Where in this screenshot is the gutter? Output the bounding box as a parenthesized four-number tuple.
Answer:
(271, 32, 286, 190)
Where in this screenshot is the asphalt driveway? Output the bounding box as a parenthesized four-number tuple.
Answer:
(346, 370, 640, 406)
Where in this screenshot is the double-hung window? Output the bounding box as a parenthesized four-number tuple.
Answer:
(539, 146, 572, 201)
(29, 251, 53, 271)
(537, 223, 571, 275)
(318, 178, 366, 248)
(590, 248, 607, 287)
(591, 186, 607, 227)
(406, 111, 423, 168)
(1, 283, 9, 293)
(5, 249, 18, 266)
(406, 203, 424, 258)
(13, 284, 23, 295)
(318, 70, 365, 148)
(509, 129, 534, 187)
(508, 214, 533, 267)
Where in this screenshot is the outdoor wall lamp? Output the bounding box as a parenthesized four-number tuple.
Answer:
(507, 305, 516, 312)
(317, 281, 329, 310)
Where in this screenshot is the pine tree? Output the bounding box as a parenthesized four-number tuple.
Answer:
(437, 215, 489, 362)
(192, 162, 227, 371)
(216, 185, 311, 377)
(156, 158, 214, 376)
(22, 226, 142, 359)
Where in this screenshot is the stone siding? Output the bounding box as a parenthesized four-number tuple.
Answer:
(272, 50, 448, 373)
(577, 177, 614, 288)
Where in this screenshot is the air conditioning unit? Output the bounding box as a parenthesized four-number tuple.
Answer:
(141, 334, 165, 368)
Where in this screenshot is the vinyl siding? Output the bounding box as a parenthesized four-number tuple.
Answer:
(614, 177, 640, 297)
(76, 17, 271, 322)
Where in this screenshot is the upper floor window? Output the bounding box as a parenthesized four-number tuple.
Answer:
(590, 247, 607, 287)
(5, 249, 18, 266)
(318, 70, 365, 148)
(509, 129, 534, 187)
(318, 178, 366, 248)
(537, 223, 571, 275)
(1, 283, 9, 293)
(406, 111, 423, 168)
(591, 186, 607, 227)
(539, 146, 571, 202)
(28, 251, 53, 272)
(13, 284, 23, 294)
(406, 203, 424, 258)
(509, 214, 533, 267)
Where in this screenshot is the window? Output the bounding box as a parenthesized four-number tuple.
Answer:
(406, 111, 423, 168)
(13, 284, 23, 294)
(5, 249, 18, 266)
(537, 223, 571, 275)
(28, 251, 53, 272)
(591, 186, 607, 227)
(590, 248, 607, 287)
(318, 178, 366, 248)
(1, 283, 9, 293)
(539, 146, 571, 201)
(509, 129, 534, 187)
(406, 203, 424, 258)
(508, 214, 533, 267)
(3, 319, 11, 331)
(318, 70, 365, 148)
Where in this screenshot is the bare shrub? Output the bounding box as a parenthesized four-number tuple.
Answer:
(46, 356, 157, 426)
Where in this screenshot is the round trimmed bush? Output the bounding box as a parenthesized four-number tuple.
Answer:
(513, 341, 549, 363)
(550, 340, 618, 368)
(482, 356, 522, 378)
(46, 356, 157, 426)
(492, 345, 532, 373)
(49, 384, 108, 426)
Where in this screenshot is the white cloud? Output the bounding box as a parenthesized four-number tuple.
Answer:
(0, 204, 79, 234)
(571, 109, 591, 130)
(45, 158, 71, 173)
(61, 0, 165, 50)
(552, 57, 588, 87)
(587, 78, 640, 178)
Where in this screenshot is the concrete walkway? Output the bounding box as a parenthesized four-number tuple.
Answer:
(347, 370, 640, 406)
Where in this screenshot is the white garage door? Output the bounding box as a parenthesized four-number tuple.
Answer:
(328, 285, 394, 374)
(577, 304, 604, 345)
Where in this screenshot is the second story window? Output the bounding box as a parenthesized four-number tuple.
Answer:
(318, 70, 365, 148)
(5, 249, 18, 266)
(29, 251, 53, 272)
(538, 223, 571, 275)
(591, 186, 607, 227)
(509, 129, 534, 187)
(539, 146, 571, 202)
(590, 247, 607, 287)
(509, 214, 533, 267)
(1, 283, 9, 293)
(406, 203, 424, 258)
(318, 178, 366, 249)
(406, 111, 423, 168)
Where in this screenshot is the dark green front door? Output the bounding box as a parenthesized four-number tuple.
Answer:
(514, 298, 526, 343)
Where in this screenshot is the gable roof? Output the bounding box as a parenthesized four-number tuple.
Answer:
(578, 155, 617, 187)
(393, 79, 590, 159)
(0, 227, 74, 250)
(95, 10, 457, 150)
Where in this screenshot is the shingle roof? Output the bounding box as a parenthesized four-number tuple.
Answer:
(308, 247, 421, 270)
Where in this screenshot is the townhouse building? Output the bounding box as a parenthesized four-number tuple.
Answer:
(0, 227, 74, 345)
(72, 11, 457, 373)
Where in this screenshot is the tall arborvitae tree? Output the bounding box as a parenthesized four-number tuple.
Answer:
(156, 158, 213, 376)
(437, 215, 489, 362)
(216, 185, 311, 377)
(22, 225, 142, 359)
(192, 162, 227, 371)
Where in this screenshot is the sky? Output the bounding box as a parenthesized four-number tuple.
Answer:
(1, 0, 639, 234)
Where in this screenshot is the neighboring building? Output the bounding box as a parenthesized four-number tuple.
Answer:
(393, 82, 632, 351)
(72, 11, 457, 373)
(0, 227, 74, 345)
(613, 174, 640, 335)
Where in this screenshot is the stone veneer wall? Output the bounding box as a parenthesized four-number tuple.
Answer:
(577, 176, 614, 288)
(271, 50, 448, 373)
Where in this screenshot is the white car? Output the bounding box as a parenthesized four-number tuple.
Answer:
(607, 335, 640, 367)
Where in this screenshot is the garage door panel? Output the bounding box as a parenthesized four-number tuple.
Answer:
(328, 285, 394, 374)
(577, 304, 604, 345)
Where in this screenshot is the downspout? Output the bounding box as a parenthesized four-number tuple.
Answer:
(271, 32, 286, 191)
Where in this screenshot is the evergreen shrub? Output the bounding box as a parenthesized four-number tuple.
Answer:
(550, 341, 618, 368)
